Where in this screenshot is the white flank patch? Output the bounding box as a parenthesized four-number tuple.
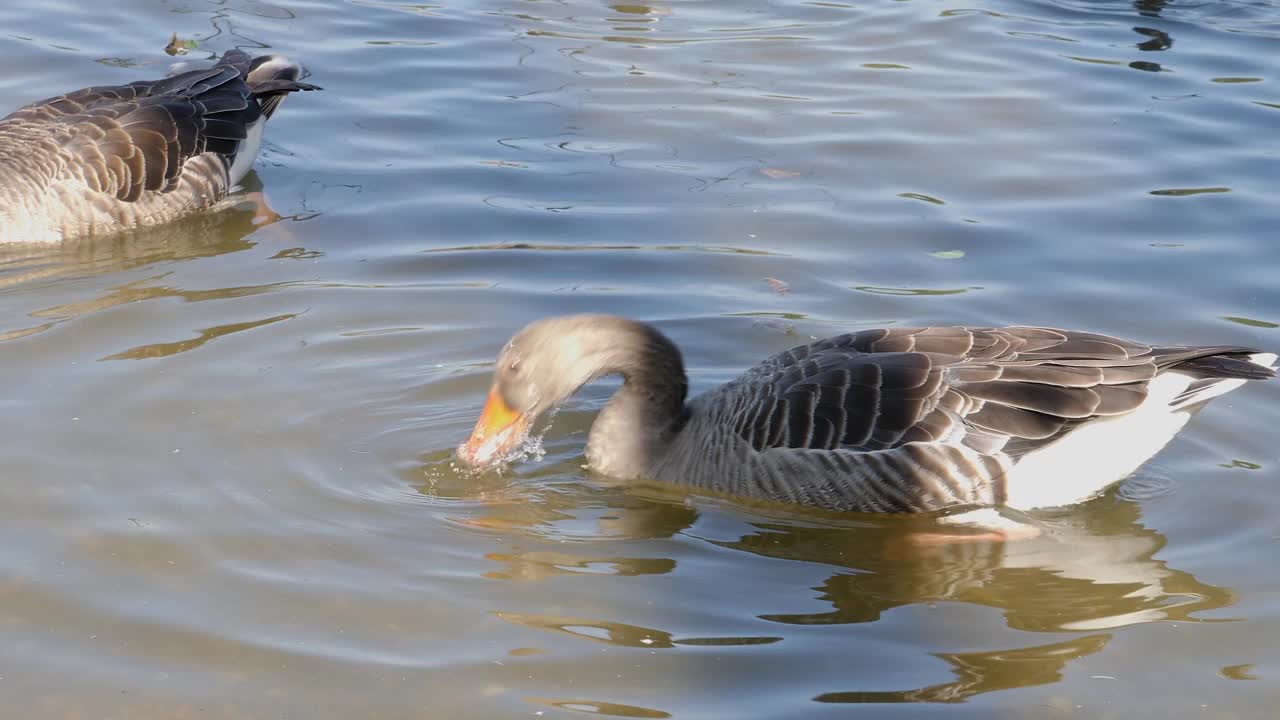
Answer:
(1005, 371, 1195, 510)
(227, 116, 267, 187)
(1004, 351, 1274, 509)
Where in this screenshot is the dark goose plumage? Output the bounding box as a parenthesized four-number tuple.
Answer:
(0, 49, 318, 242)
(457, 315, 1275, 513)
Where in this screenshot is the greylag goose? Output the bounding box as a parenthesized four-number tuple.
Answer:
(457, 315, 1275, 513)
(0, 49, 318, 242)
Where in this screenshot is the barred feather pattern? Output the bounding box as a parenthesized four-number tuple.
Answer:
(485, 317, 1274, 513)
(647, 326, 1272, 511)
(0, 49, 318, 242)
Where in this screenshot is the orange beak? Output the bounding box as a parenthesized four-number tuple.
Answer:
(457, 386, 532, 468)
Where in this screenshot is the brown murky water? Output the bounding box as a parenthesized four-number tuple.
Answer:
(1, 0, 1278, 717)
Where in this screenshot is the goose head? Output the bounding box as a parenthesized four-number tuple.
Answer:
(455, 315, 687, 472)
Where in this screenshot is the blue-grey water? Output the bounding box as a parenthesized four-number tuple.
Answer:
(1, 0, 1278, 717)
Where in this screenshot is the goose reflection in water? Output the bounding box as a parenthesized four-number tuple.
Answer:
(0, 173, 294, 287)
(1134, 0, 1168, 18)
(727, 492, 1232, 632)
(0, 175, 317, 345)
(720, 491, 1235, 703)
(423, 456, 1234, 705)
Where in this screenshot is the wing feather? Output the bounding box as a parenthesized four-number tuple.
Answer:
(2, 51, 317, 205)
(704, 326, 1269, 472)
(959, 380, 1100, 418)
(711, 322, 1259, 461)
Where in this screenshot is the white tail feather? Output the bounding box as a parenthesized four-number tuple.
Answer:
(1249, 352, 1277, 369)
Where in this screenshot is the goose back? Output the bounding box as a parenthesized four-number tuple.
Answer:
(649, 326, 1273, 512)
(0, 49, 317, 242)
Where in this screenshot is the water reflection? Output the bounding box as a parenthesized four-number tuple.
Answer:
(441, 470, 1235, 703)
(0, 178, 265, 277)
(0, 177, 312, 344)
(483, 550, 675, 581)
(101, 312, 299, 360)
(727, 494, 1234, 632)
(815, 634, 1110, 704)
(422, 457, 702, 540)
(1128, 60, 1163, 72)
(496, 611, 783, 648)
(529, 697, 672, 719)
(0, 195, 260, 294)
(732, 493, 1233, 701)
(1134, 26, 1171, 52)
(1133, 0, 1168, 18)
(1129, 0, 1172, 70)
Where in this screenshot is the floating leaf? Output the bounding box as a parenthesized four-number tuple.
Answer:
(764, 277, 790, 294)
(1220, 664, 1258, 681)
(1222, 316, 1278, 329)
(854, 285, 975, 296)
(164, 33, 199, 56)
(1219, 459, 1261, 470)
(929, 250, 965, 260)
(760, 167, 802, 179)
(1149, 187, 1230, 196)
(898, 192, 945, 205)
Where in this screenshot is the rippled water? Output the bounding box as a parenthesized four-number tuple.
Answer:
(1, 0, 1278, 716)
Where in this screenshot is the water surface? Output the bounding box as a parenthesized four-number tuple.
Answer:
(0, 0, 1278, 716)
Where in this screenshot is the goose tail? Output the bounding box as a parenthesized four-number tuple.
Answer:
(1163, 349, 1275, 410)
(217, 49, 321, 119)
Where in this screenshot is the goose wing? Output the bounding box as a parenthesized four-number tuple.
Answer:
(0, 50, 315, 202)
(712, 326, 1260, 459)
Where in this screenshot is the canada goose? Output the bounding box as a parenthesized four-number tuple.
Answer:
(0, 49, 318, 242)
(457, 315, 1275, 513)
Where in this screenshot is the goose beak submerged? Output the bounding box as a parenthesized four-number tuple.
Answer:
(456, 386, 532, 469)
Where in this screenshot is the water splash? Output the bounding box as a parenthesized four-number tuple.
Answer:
(449, 411, 558, 478)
